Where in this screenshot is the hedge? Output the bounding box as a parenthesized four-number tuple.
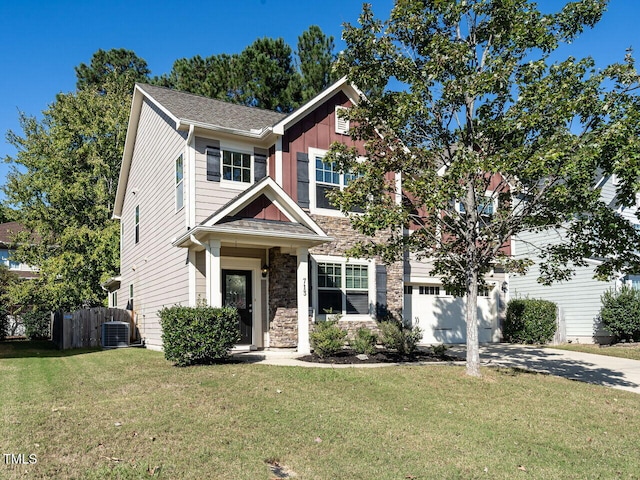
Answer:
(599, 286, 640, 342)
(159, 305, 241, 366)
(504, 298, 557, 344)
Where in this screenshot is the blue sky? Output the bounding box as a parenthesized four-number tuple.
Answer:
(0, 0, 637, 199)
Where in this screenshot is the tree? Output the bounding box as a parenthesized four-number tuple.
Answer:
(156, 26, 337, 111)
(3, 66, 136, 311)
(296, 25, 337, 103)
(75, 48, 151, 93)
(327, 0, 640, 376)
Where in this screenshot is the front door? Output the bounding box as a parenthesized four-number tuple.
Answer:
(222, 270, 252, 344)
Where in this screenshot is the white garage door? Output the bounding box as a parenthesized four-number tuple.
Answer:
(404, 284, 497, 344)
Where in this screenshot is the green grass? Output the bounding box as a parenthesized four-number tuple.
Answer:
(551, 343, 640, 361)
(2, 341, 640, 479)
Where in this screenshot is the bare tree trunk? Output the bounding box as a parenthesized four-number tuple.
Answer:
(466, 267, 481, 377)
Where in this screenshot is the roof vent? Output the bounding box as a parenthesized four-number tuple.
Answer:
(102, 321, 130, 348)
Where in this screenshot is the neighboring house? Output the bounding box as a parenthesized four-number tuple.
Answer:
(509, 174, 637, 344)
(108, 79, 504, 352)
(0, 222, 39, 280)
(0, 221, 39, 337)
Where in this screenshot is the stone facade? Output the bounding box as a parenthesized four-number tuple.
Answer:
(310, 215, 404, 316)
(268, 247, 298, 348)
(267, 216, 405, 349)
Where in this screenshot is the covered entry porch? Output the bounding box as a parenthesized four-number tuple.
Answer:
(172, 178, 331, 353)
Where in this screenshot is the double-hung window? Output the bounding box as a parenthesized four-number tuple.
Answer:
(222, 151, 251, 183)
(457, 196, 496, 217)
(316, 260, 370, 315)
(134, 205, 140, 244)
(312, 149, 362, 212)
(175, 154, 184, 211)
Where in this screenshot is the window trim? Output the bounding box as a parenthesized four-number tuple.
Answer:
(219, 142, 254, 189)
(134, 205, 140, 244)
(175, 154, 184, 212)
(312, 255, 375, 319)
(456, 194, 497, 217)
(309, 147, 363, 216)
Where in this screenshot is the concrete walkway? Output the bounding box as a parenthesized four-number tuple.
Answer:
(234, 344, 640, 394)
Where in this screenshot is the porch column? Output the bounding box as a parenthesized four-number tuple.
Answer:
(205, 239, 222, 307)
(296, 247, 310, 354)
(188, 249, 197, 306)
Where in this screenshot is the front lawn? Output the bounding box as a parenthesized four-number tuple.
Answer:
(2, 341, 640, 479)
(551, 343, 640, 361)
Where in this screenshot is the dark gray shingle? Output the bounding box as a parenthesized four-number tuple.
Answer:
(138, 83, 287, 133)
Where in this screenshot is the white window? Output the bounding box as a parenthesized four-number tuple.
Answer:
(111, 291, 117, 308)
(419, 285, 440, 295)
(134, 205, 140, 244)
(176, 154, 184, 211)
(0, 249, 21, 270)
(457, 195, 496, 217)
(309, 147, 362, 214)
(314, 257, 373, 317)
(222, 150, 251, 183)
(335, 105, 349, 135)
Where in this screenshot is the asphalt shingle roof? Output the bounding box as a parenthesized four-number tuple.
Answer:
(137, 83, 287, 133)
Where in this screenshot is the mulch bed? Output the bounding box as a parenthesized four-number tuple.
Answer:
(298, 348, 464, 364)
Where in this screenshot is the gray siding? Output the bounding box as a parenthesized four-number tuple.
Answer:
(118, 99, 190, 349)
(193, 135, 259, 223)
(510, 228, 613, 341)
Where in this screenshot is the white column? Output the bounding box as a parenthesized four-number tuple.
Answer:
(296, 246, 310, 354)
(188, 249, 197, 306)
(205, 239, 222, 307)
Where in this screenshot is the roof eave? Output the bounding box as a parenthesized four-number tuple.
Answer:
(172, 225, 332, 248)
(272, 76, 361, 135)
(177, 120, 274, 139)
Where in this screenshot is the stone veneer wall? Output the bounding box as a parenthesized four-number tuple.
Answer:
(310, 215, 404, 317)
(267, 217, 405, 349)
(268, 247, 298, 348)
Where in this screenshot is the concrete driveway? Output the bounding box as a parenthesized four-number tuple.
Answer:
(476, 344, 640, 394)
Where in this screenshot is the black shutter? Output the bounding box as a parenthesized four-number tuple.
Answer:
(254, 147, 268, 181)
(206, 141, 221, 182)
(375, 264, 387, 317)
(297, 152, 309, 208)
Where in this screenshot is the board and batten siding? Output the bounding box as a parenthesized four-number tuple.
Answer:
(119, 99, 190, 349)
(510, 228, 614, 342)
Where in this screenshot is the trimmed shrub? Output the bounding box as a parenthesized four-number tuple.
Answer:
(504, 298, 557, 344)
(22, 310, 51, 340)
(599, 286, 640, 342)
(379, 319, 423, 356)
(310, 319, 347, 358)
(159, 305, 241, 366)
(351, 327, 377, 355)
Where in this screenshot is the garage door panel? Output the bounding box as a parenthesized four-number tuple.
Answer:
(405, 286, 497, 344)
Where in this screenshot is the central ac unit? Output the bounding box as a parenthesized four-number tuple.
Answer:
(102, 321, 130, 348)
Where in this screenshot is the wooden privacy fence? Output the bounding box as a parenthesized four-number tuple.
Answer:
(51, 307, 135, 350)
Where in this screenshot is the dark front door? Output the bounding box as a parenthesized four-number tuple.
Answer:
(222, 270, 252, 344)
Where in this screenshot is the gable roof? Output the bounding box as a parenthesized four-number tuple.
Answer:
(0, 222, 27, 246)
(173, 177, 331, 248)
(114, 77, 361, 218)
(136, 84, 287, 135)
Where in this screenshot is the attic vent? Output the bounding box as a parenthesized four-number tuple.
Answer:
(102, 321, 130, 348)
(335, 106, 349, 135)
